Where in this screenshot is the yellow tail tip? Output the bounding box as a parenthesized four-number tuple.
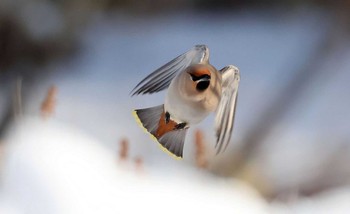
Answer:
(132, 110, 183, 160)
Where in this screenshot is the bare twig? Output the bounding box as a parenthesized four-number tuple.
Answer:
(40, 85, 57, 119)
(118, 138, 129, 161)
(13, 77, 23, 118)
(0, 78, 24, 138)
(194, 129, 208, 169)
(134, 156, 143, 172)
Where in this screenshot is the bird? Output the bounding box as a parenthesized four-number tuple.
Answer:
(131, 45, 240, 158)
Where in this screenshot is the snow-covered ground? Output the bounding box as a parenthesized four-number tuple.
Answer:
(1, 9, 350, 213)
(0, 118, 269, 214)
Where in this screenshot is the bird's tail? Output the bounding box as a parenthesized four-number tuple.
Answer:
(133, 104, 188, 158)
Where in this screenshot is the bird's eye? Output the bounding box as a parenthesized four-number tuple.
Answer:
(196, 81, 210, 91)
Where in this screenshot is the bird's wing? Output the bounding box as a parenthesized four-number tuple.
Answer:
(131, 45, 209, 96)
(215, 65, 240, 154)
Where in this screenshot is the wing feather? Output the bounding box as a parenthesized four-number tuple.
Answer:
(215, 65, 240, 154)
(131, 45, 209, 96)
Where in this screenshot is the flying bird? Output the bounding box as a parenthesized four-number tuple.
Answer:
(131, 45, 240, 158)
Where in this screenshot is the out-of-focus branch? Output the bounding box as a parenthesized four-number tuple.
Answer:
(0, 77, 23, 138)
(40, 85, 57, 119)
(300, 143, 350, 196)
(194, 130, 208, 169)
(228, 4, 350, 180)
(118, 138, 129, 161)
(0, 99, 13, 139)
(13, 77, 23, 118)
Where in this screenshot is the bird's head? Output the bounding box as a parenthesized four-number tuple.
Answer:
(186, 64, 212, 92)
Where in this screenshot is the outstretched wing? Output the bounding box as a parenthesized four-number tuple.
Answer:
(131, 45, 209, 96)
(215, 65, 240, 154)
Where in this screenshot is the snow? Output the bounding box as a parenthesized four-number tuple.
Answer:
(0, 117, 268, 214)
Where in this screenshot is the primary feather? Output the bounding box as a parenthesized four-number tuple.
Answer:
(215, 65, 240, 154)
(131, 45, 209, 96)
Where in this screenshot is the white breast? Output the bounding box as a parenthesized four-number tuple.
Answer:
(164, 73, 221, 125)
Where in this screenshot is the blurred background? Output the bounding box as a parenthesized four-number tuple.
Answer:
(1, 0, 350, 213)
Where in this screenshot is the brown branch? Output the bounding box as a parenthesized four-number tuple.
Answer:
(40, 85, 57, 119)
(118, 138, 129, 161)
(134, 156, 143, 172)
(194, 129, 208, 169)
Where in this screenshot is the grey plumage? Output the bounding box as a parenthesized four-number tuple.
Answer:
(134, 104, 164, 135)
(134, 104, 187, 158)
(131, 45, 240, 157)
(131, 45, 209, 96)
(158, 129, 187, 157)
(215, 66, 240, 154)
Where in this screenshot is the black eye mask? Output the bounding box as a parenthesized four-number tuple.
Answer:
(189, 74, 211, 82)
